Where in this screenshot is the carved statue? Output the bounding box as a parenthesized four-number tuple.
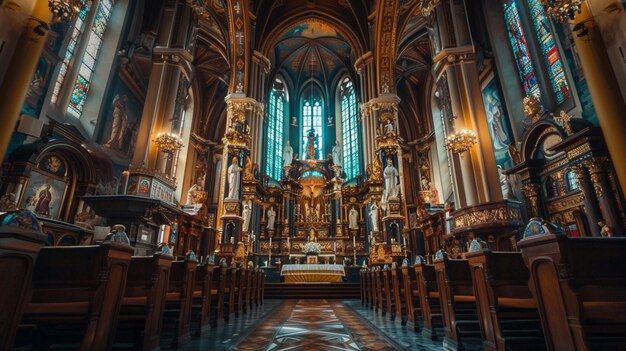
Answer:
(599, 221, 613, 237)
(498, 166, 512, 199)
(332, 141, 342, 167)
(104, 95, 129, 150)
(0, 193, 17, 212)
(349, 206, 359, 230)
(429, 182, 440, 204)
(383, 158, 400, 200)
(282, 140, 293, 167)
(227, 156, 242, 199)
(555, 110, 574, 136)
(242, 202, 252, 232)
(508, 143, 521, 164)
(369, 202, 380, 232)
(186, 177, 204, 205)
(384, 119, 394, 134)
(266, 206, 276, 230)
(315, 203, 321, 221)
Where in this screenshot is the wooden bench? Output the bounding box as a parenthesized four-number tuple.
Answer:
(161, 259, 196, 348)
(250, 268, 259, 308)
(466, 250, 546, 351)
(382, 268, 396, 320)
(415, 263, 443, 340)
(519, 234, 626, 350)
(191, 263, 216, 336)
(222, 267, 237, 322)
(209, 267, 227, 327)
(114, 253, 173, 351)
(401, 265, 422, 331)
(257, 270, 265, 305)
(390, 267, 407, 325)
(243, 268, 253, 313)
(363, 270, 373, 308)
(0, 227, 47, 350)
(434, 257, 482, 350)
(374, 269, 386, 314)
(17, 243, 133, 350)
(233, 268, 245, 318)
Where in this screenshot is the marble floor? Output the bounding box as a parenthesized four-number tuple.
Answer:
(179, 299, 482, 351)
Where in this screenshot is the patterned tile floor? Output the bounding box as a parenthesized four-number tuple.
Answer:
(178, 299, 482, 351)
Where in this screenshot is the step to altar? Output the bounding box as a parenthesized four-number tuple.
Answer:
(264, 283, 361, 299)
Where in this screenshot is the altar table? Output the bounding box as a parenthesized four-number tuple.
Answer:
(280, 264, 345, 283)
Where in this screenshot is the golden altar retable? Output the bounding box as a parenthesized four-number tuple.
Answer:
(280, 264, 345, 283)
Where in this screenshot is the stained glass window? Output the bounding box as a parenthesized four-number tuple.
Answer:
(68, 0, 115, 117)
(503, 1, 540, 98)
(566, 171, 579, 192)
(265, 89, 285, 180)
(340, 80, 360, 179)
(302, 100, 323, 159)
(527, 0, 569, 104)
(51, 5, 90, 104)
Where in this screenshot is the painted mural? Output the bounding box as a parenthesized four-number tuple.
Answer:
(99, 78, 142, 158)
(482, 79, 514, 169)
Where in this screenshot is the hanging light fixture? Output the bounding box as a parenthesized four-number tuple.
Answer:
(540, 0, 582, 22)
(153, 132, 184, 155)
(48, 0, 87, 22)
(445, 129, 478, 157)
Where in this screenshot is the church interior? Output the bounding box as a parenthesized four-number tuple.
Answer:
(1, 0, 626, 350)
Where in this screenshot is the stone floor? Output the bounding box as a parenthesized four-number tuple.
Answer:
(178, 299, 482, 351)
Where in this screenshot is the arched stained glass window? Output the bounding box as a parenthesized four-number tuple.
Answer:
(302, 100, 323, 159)
(527, 0, 569, 104)
(265, 88, 285, 180)
(68, 0, 115, 117)
(340, 80, 360, 179)
(503, 1, 540, 98)
(51, 6, 90, 104)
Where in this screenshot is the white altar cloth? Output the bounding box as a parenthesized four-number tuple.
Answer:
(280, 264, 345, 283)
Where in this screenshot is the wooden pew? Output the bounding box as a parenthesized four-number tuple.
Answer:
(209, 267, 227, 327)
(519, 234, 626, 350)
(17, 243, 133, 350)
(257, 270, 265, 305)
(370, 270, 379, 310)
(390, 267, 407, 325)
(114, 253, 173, 351)
(250, 268, 258, 308)
(234, 268, 245, 317)
(161, 259, 197, 348)
(244, 268, 253, 313)
(434, 257, 481, 350)
(375, 269, 386, 314)
(466, 250, 546, 351)
(414, 263, 443, 340)
(0, 227, 47, 350)
(191, 263, 216, 336)
(362, 270, 371, 308)
(222, 267, 237, 322)
(359, 270, 365, 305)
(382, 268, 396, 320)
(401, 265, 422, 331)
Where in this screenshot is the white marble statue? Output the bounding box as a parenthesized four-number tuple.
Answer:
(385, 120, 394, 134)
(227, 156, 242, 199)
(315, 203, 321, 221)
(383, 158, 400, 199)
(266, 206, 276, 230)
(498, 166, 512, 200)
(332, 141, 342, 167)
(349, 206, 359, 230)
(242, 202, 252, 232)
(282, 141, 293, 167)
(186, 177, 204, 205)
(369, 202, 380, 232)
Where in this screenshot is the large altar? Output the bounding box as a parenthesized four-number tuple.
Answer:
(280, 264, 345, 283)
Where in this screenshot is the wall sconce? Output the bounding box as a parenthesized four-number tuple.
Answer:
(445, 129, 478, 157)
(48, 0, 87, 22)
(153, 132, 183, 155)
(540, 0, 582, 22)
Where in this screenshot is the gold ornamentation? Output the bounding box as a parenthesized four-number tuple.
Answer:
(419, 0, 441, 16)
(553, 110, 574, 136)
(445, 129, 478, 156)
(523, 95, 543, 123)
(153, 133, 184, 155)
(48, 0, 86, 22)
(540, 0, 582, 22)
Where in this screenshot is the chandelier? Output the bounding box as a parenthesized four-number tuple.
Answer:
(540, 0, 582, 22)
(154, 133, 184, 155)
(445, 129, 478, 156)
(48, 0, 87, 22)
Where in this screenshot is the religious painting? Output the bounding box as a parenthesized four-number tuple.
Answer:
(481, 78, 514, 169)
(138, 177, 150, 194)
(99, 78, 142, 158)
(23, 55, 54, 115)
(20, 170, 67, 220)
(127, 176, 139, 195)
(37, 154, 66, 177)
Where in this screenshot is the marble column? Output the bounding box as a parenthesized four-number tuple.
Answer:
(0, 1, 50, 159)
(585, 157, 625, 236)
(571, 164, 602, 236)
(571, 2, 626, 194)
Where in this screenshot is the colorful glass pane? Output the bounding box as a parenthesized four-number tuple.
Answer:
(527, 0, 569, 103)
(51, 5, 89, 104)
(503, 1, 540, 98)
(302, 100, 323, 159)
(341, 81, 360, 179)
(265, 89, 285, 180)
(67, 0, 114, 117)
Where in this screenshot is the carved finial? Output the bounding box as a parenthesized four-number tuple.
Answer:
(553, 110, 574, 136)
